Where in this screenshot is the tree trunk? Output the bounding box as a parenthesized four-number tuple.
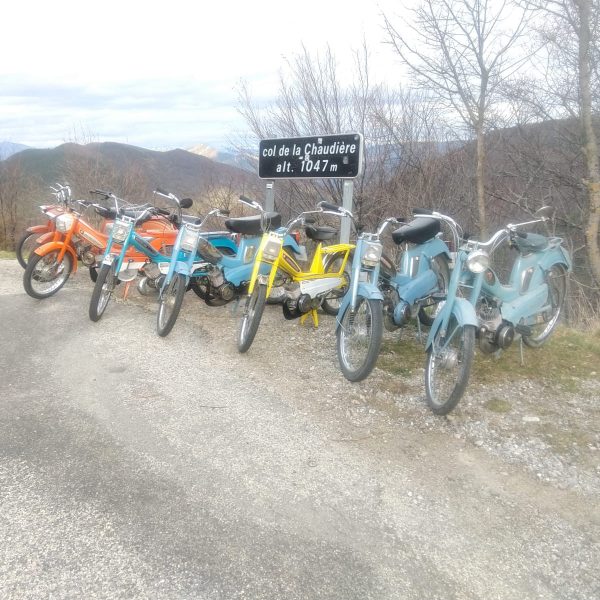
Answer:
(476, 123, 487, 239)
(578, 0, 600, 285)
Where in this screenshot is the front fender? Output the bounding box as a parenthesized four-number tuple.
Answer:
(34, 241, 79, 273)
(426, 298, 477, 349)
(336, 282, 383, 331)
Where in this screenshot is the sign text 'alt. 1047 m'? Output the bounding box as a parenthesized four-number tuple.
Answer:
(258, 134, 363, 179)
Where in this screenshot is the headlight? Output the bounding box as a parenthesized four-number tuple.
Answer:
(262, 235, 283, 261)
(181, 227, 200, 253)
(55, 214, 74, 233)
(111, 220, 131, 243)
(466, 249, 489, 273)
(361, 241, 383, 267)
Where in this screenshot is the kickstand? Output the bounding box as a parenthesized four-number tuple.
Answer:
(300, 309, 319, 328)
(519, 336, 525, 367)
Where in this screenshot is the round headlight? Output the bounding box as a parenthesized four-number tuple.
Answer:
(361, 241, 383, 267)
(466, 249, 490, 274)
(55, 214, 74, 233)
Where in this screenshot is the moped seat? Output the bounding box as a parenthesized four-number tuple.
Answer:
(514, 232, 548, 253)
(305, 225, 338, 241)
(224, 212, 281, 235)
(391, 217, 440, 245)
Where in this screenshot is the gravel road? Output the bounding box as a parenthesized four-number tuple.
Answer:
(1, 259, 599, 599)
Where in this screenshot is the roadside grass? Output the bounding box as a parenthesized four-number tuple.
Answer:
(377, 324, 600, 392)
(0, 250, 16, 260)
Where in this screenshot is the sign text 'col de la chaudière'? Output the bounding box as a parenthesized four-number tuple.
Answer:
(258, 133, 363, 179)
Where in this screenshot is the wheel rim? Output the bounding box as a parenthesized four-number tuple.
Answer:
(339, 299, 374, 373)
(526, 266, 566, 342)
(97, 264, 117, 313)
(20, 234, 41, 266)
(426, 318, 467, 408)
(29, 251, 71, 295)
(158, 276, 181, 330)
(240, 288, 259, 343)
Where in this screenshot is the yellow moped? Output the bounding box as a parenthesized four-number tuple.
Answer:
(237, 201, 354, 352)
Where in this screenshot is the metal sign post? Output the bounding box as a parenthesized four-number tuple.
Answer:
(257, 133, 363, 243)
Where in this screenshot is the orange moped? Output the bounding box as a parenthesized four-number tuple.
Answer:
(23, 189, 177, 299)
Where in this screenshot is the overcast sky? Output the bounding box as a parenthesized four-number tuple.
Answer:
(2, 0, 402, 151)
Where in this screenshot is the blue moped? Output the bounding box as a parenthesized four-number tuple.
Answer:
(336, 210, 458, 382)
(424, 206, 571, 415)
(88, 190, 236, 322)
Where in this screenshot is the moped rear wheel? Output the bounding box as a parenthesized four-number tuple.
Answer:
(157, 273, 187, 337)
(322, 251, 352, 316)
(238, 283, 267, 353)
(89, 262, 118, 322)
(522, 264, 567, 348)
(16, 231, 43, 269)
(23, 250, 73, 299)
(418, 255, 450, 327)
(336, 298, 383, 382)
(425, 317, 475, 415)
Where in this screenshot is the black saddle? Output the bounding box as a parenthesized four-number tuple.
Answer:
(391, 217, 440, 245)
(514, 232, 548, 253)
(305, 225, 337, 242)
(224, 212, 281, 235)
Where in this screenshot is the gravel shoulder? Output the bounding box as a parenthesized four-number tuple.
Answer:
(1, 259, 599, 599)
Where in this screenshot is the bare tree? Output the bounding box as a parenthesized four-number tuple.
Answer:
(383, 0, 532, 236)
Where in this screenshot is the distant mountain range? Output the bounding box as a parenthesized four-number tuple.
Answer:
(1, 141, 258, 216)
(0, 141, 31, 160)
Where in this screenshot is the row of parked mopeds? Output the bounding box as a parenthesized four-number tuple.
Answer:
(19, 183, 572, 415)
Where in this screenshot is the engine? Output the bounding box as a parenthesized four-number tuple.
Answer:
(281, 283, 319, 319)
(477, 298, 514, 353)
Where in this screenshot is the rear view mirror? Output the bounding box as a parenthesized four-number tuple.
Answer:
(180, 198, 193, 209)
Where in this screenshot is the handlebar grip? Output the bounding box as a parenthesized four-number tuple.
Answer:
(304, 216, 316, 224)
(156, 207, 170, 216)
(413, 207, 432, 215)
(220, 209, 230, 216)
(319, 201, 340, 212)
(516, 230, 527, 238)
(90, 189, 111, 197)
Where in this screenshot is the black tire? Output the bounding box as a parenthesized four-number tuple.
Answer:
(322, 251, 352, 316)
(16, 231, 43, 269)
(336, 298, 383, 382)
(23, 250, 73, 299)
(237, 283, 267, 353)
(89, 262, 118, 322)
(156, 273, 187, 337)
(425, 318, 476, 415)
(190, 276, 210, 300)
(418, 255, 450, 327)
(522, 264, 568, 348)
(89, 266, 98, 282)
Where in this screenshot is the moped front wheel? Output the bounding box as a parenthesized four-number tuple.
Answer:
(522, 264, 567, 348)
(237, 283, 267, 353)
(418, 255, 450, 327)
(89, 262, 118, 322)
(336, 298, 383, 382)
(23, 250, 73, 299)
(157, 273, 187, 337)
(425, 318, 475, 415)
(16, 231, 43, 269)
(322, 251, 352, 316)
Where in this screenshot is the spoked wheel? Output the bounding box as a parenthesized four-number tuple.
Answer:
(237, 283, 267, 353)
(16, 231, 44, 269)
(322, 251, 352, 316)
(89, 262, 118, 322)
(522, 264, 568, 348)
(425, 316, 476, 415)
(23, 250, 73, 299)
(418, 255, 450, 327)
(336, 298, 383, 382)
(156, 273, 187, 337)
